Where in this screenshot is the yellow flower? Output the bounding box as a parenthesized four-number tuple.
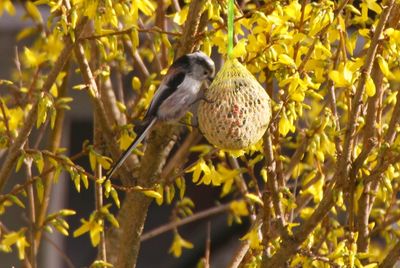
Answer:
(230, 200, 249, 217)
(169, 233, 193, 258)
(241, 226, 262, 249)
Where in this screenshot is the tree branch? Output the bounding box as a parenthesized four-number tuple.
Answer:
(261, 1, 396, 265)
(0, 17, 88, 193)
(34, 60, 70, 250)
(379, 240, 400, 268)
(141, 203, 230, 241)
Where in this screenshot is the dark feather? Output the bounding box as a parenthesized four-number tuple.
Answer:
(106, 118, 157, 179)
(144, 69, 186, 120)
(169, 54, 190, 70)
(166, 71, 185, 89)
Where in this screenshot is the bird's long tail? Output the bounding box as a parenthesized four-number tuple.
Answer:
(106, 117, 157, 179)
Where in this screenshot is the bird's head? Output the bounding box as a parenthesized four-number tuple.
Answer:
(189, 51, 215, 83)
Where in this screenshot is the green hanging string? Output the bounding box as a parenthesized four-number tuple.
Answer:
(227, 0, 234, 58)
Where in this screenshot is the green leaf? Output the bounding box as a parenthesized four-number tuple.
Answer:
(35, 178, 44, 203)
(70, 8, 78, 29)
(34, 152, 44, 174)
(165, 185, 175, 205)
(50, 106, 57, 129)
(37, 95, 50, 128)
(345, 4, 361, 16)
(72, 84, 88, 90)
(53, 222, 69, 236)
(81, 174, 89, 189)
(15, 153, 25, 172)
(59, 209, 76, 216)
(142, 189, 162, 199)
(90, 260, 113, 268)
(97, 156, 112, 170)
(9, 195, 25, 208)
(72, 172, 81, 192)
(245, 193, 264, 206)
(105, 212, 119, 228)
(175, 177, 186, 200)
(104, 179, 111, 196)
(110, 188, 120, 208)
(88, 149, 96, 171)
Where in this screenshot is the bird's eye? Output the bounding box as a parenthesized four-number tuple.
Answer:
(204, 71, 208, 75)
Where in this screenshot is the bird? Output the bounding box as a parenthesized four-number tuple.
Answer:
(106, 51, 215, 179)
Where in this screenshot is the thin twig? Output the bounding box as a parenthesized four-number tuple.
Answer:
(133, 49, 150, 77)
(43, 235, 75, 268)
(25, 158, 37, 268)
(262, 133, 287, 236)
(282, 130, 308, 181)
(326, 38, 343, 155)
(204, 222, 211, 268)
(0, 101, 13, 143)
(156, 0, 168, 67)
(138, 19, 163, 71)
(141, 203, 231, 241)
(161, 130, 203, 184)
(33, 117, 50, 149)
(94, 114, 107, 262)
(82, 26, 181, 41)
(228, 240, 250, 268)
(34, 60, 70, 250)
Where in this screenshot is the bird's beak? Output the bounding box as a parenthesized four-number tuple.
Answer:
(208, 76, 214, 83)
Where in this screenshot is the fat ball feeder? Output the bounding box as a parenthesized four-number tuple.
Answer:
(198, 0, 271, 150)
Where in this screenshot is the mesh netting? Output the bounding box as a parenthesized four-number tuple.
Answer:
(198, 58, 271, 150)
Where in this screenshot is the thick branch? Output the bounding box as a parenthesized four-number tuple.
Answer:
(176, 0, 205, 57)
(105, 1, 207, 267)
(379, 240, 400, 268)
(355, 62, 384, 252)
(262, 133, 287, 234)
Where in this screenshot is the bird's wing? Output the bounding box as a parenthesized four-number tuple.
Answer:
(106, 117, 157, 179)
(143, 55, 190, 120)
(144, 70, 186, 120)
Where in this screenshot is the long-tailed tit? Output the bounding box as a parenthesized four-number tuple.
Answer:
(106, 51, 215, 179)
